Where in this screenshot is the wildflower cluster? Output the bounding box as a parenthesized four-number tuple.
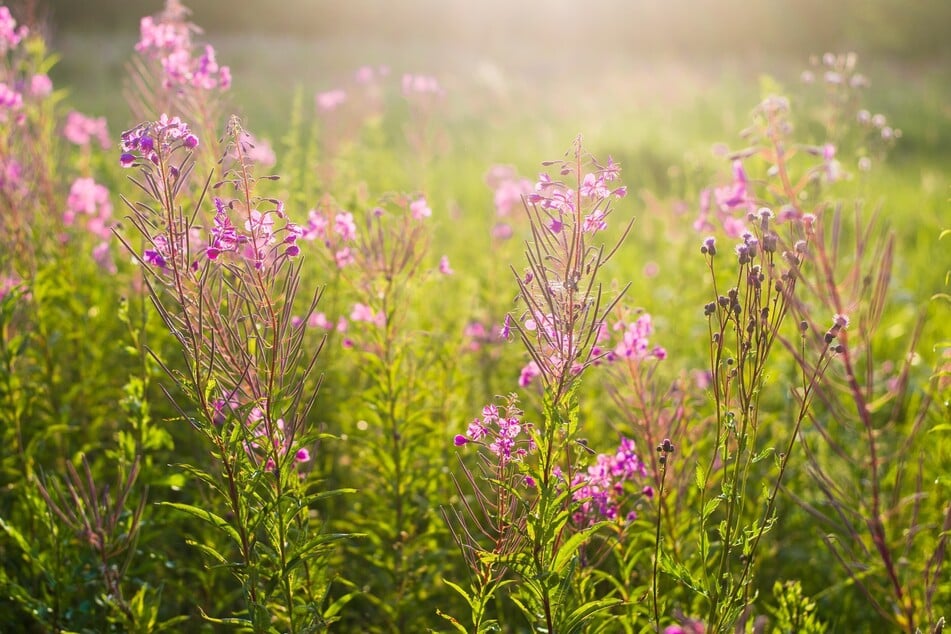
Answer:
(570, 437, 651, 526)
(135, 0, 231, 92)
(117, 113, 331, 629)
(517, 308, 665, 387)
(454, 402, 535, 466)
(119, 113, 198, 168)
(243, 405, 311, 472)
(64, 111, 111, 149)
(484, 164, 532, 241)
(0, 7, 42, 125)
(315, 64, 389, 113)
(300, 196, 359, 269)
(64, 177, 116, 271)
(0, 4, 62, 267)
(611, 312, 666, 361)
(211, 195, 301, 269)
(527, 154, 626, 236)
(402, 73, 443, 97)
(0, 6, 27, 53)
(509, 139, 632, 401)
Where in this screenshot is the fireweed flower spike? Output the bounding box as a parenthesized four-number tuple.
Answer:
(509, 137, 633, 403)
(446, 140, 638, 633)
(116, 114, 329, 629)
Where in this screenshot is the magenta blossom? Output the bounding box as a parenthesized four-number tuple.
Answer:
(455, 400, 535, 466)
(64, 111, 111, 149)
(571, 437, 650, 526)
(410, 196, 432, 219)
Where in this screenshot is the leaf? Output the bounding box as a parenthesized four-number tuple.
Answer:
(702, 496, 721, 520)
(197, 606, 252, 627)
(299, 488, 356, 507)
(561, 598, 623, 633)
(695, 463, 706, 491)
(284, 532, 351, 573)
(157, 502, 242, 547)
(0, 518, 34, 557)
(442, 578, 473, 607)
(323, 587, 359, 620)
(553, 522, 605, 574)
(436, 609, 469, 634)
(167, 462, 224, 495)
(751, 447, 774, 464)
(184, 539, 229, 566)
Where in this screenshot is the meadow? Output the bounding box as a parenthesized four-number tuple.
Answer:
(1, 2, 949, 632)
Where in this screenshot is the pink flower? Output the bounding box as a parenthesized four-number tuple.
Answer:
(302, 208, 328, 241)
(410, 196, 432, 220)
(713, 160, 752, 215)
(438, 255, 453, 275)
(486, 165, 533, 217)
(64, 111, 111, 149)
(402, 73, 443, 96)
(334, 246, 354, 268)
(0, 7, 27, 53)
(65, 177, 113, 238)
(333, 211, 357, 241)
(29, 74, 52, 98)
(0, 82, 23, 111)
(518, 360, 541, 387)
(244, 209, 275, 243)
(316, 89, 347, 112)
(236, 131, 276, 167)
(351, 303, 385, 327)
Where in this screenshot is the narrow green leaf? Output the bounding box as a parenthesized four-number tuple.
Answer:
(752, 447, 774, 464)
(197, 606, 252, 626)
(562, 598, 623, 633)
(436, 609, 469, 633)
(168, 462, 224, 495)
(157, 502, 242, 547)
(442, 578, 473, 608)
(0, 518, 33, 556)
(553, 522, 604, 574)
(184, 539, 229, 565)
(702, 496, 721, 520)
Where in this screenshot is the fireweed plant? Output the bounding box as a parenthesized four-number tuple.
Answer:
(0, 0, 948, 627)
(0, 5, 58, 273)
(125, 0, 232, 169)
(447, 139, 653, 632)
(319, 192, 467, 631)
(654, 93, 840, 631)
(779, 54, 949, 632)
(116, 115, 345, 631)
(0, 11, 166, 630)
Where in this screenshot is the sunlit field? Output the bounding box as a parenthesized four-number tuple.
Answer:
(2, 2, 949, 632)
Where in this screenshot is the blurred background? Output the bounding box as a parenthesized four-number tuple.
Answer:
(24, 0, 949, 150)
(37, 0, 951, 60)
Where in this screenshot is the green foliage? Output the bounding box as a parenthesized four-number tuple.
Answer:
(1, 4, 949, 632)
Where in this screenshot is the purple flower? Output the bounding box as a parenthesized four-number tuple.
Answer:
(518, 360, 541, 387)
(119, 115, 197, 167)
(571, 437, 649, 526)
(333, 211, 357, 241)
(0, 7, 28, 53)
(455, 399, 534, 465)
(438, 255, 453, 275)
